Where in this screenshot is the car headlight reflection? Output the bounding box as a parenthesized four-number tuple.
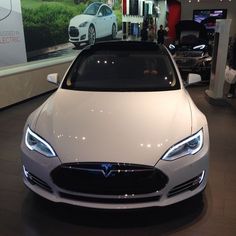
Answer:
(79, 21, 88, 27)
(25, 127, 56, 157)
(168, 44, 175, 50)
(162, 129, 203, 161)
(193, 44, 206, 50)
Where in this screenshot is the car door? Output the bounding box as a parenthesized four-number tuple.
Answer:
(104, 6, 114, 36)
(96, 6, 106, 38)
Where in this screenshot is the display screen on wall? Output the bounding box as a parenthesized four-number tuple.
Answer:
(193, 9, 227, 30)
(20, 0, 122, 55)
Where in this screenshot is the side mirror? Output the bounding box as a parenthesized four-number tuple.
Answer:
(47, 73, 59, 85)
(187, 73, 201, 85)
(98, 12, 103, 17)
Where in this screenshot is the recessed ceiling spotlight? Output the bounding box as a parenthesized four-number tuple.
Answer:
(188, 0, 191, 2)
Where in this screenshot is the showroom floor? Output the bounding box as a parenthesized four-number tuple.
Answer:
(0, 84, 236, 236)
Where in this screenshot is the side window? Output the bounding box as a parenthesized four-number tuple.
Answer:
(105, 6, 112, 16)
(98, 6, 105, 17)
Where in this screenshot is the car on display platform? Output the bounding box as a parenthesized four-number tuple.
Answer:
(68, 2, 117, 47)
(21, 41, 209, 209)
(169, 20, 212, 81)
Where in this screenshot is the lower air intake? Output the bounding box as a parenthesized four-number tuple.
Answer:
(168, 171, 205, 198)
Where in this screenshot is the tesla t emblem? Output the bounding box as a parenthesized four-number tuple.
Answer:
(101, 163, 113, 178)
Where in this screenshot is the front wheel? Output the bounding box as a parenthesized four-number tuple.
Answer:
(88, 25, 96, 45)
(111, 24, 117, 40)
(73, 42, 80, 48)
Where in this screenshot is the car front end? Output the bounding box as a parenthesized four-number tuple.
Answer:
(171, 45, 212, 80)
(21, 42, 209, 209)
(68, 15, 92, 45)
(171, 20, 212, 81)
(21, 124, 209, 209)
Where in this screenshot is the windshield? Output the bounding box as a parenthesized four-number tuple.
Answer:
(83, 3, 101, 15)
(61, 50, 180, 92)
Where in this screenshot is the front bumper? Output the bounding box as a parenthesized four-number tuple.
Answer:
(68, 26, 88, 43)
(21, 140, 209, 209)
(174, 56, 211, 73)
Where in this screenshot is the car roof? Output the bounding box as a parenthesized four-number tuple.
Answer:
(85, 41, 167, 55)
(89, 2, 104, 7)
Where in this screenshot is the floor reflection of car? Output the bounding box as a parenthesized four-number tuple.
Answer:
(21, 41, 209, 209)
(68, 2, 117, 47)
(169, 20, 212, 81)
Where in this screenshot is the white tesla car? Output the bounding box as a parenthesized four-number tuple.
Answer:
(21, 41, 209, 209)
(68, 2, 117, 47)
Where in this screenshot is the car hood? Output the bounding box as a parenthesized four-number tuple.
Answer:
(69, 14, 95, 26)
(34, 89, 192, 166)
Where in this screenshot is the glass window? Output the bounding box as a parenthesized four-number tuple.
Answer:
(62, 50, 180, 92)
(105, 6, 112, 16)
(84, 2, 102, 16)
(98, 6, 106, 17)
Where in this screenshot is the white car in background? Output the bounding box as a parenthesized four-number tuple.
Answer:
(68, 2, 117, 47)
(21, 41, 209, 209)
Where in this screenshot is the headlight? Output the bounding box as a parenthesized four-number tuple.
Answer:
(25, 127, 56, 157)
(162, 129, 203, 161)
(193, 44, 206, 50)
(168, 44, 175, 50)
(79, 21, 88, 27)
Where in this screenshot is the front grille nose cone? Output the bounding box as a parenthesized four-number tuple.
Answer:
(51, 162, 168, 195)
(69, 26, 79, 37)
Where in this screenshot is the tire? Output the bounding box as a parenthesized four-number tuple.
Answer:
(88, 25, 96, 45)
(111, 24, 117, 40)
(73, 42, 80, 48)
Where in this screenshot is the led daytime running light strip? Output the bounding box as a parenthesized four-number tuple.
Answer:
(25, 127, 56, 157)
(163, 129, 203, 159)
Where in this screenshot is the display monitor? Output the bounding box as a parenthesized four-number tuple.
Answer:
(193, 9, 227, 30)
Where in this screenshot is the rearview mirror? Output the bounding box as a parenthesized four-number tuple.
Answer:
(187, 73, 201, 85)
(47, 73, 59, 85)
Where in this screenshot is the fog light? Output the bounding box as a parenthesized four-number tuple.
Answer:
(198, 170, 205, 184)
(23, 165, 29, 178)
(193, 170, 205, 186)
(80, 34, 86, 40)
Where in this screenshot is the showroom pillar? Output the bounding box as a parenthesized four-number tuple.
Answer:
(205, 19, 231, 104)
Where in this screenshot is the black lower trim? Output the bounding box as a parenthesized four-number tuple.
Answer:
(59, 192, 161, 204)
(27, 172, 53, 193)
(168, 172, 203, 198)
(51, 162, 168, 195)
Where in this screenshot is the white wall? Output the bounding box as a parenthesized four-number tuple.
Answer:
(180, 0, 236, 36)
(158, 0, 168, 29)
(0, 55, 75, 109)
(0, 0, 27, 67)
